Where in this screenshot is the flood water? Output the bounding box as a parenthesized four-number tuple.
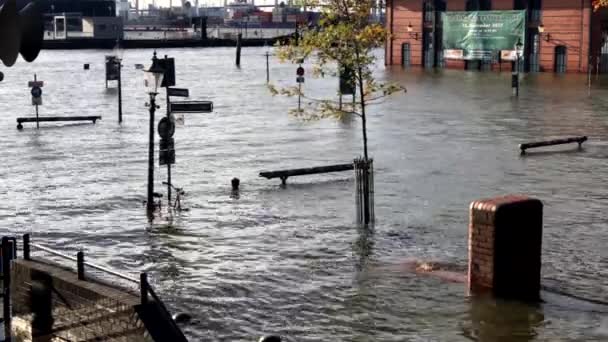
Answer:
(0, 47, 607, 341)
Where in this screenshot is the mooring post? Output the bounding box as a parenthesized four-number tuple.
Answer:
(236, 33, 242, 67)
(23, 234, 30, 260)
(468, 195, 543, 301)
(77, 251, 85, 280)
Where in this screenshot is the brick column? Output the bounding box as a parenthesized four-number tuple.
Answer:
(468, 195, 543, 301)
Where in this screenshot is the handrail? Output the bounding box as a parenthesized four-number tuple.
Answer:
(30, 243, 78, 262)
(28, 238, 138, 284)
(83, 261, 139, 284)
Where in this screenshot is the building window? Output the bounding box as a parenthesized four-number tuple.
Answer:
(466, 0, 491, 11)
(555, 45, 567, 73)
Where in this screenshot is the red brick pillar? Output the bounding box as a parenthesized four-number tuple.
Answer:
(468, 195, 543, 301)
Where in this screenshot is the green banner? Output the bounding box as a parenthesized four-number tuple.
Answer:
(442, 10, 526, 61)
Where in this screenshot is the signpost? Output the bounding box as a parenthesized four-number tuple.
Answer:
(296, 65, 304, 112)
(442, 10, 526, 61)
(29, 74, 43, 129)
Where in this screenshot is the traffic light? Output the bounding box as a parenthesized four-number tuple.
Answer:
(0, 0, 44, 67)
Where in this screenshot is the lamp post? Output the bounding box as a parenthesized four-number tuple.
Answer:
(143, 52, 165, 213)
(513, 38, 523, 97)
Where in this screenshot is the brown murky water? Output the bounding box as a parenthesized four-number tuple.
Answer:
(0, 47, 607, 341)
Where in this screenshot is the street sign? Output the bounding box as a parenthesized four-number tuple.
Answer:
(157, 57, 176, 88)
(297, 76, 305, 83)
(297, 66, 305, 76)
(32, 97, 42, 106)
(0, 72, 4, 82)
(28, 81, 43, 87)
(31, 86, 42, 98)
(157, 117, 175, 139)
(105, 56, 119, 81)
(159, 138, 175, 166)
(167, 88, 190, 98)
(170, 101, 213, 113)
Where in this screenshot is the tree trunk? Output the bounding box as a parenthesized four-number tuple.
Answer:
(356, 57, 368, 161)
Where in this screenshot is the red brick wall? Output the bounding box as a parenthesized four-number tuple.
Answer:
(540, 0, 590, 72)
(468, 195, 543, 301)
(387, 0, 424, 66)
(385, 0, 593, 73)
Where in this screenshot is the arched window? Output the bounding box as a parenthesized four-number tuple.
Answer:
(466, 0, 491, 10)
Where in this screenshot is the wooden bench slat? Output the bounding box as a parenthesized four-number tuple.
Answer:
(519, 136, 587, 154)
(260, 163, 353, 184)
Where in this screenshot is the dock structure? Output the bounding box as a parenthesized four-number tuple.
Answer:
(519, 136, 587, 154)
(260, 163, 353, 185)
(17, 116, 101, 129)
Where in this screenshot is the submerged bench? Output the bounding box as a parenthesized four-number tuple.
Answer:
(17, 116, 102, 130)
(260, 163, 353, 185)
(519, 136, 587, 154)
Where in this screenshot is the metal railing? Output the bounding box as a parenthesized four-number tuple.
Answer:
(23, 234, 160, 306)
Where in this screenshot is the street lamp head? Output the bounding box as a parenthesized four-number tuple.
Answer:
(407, 23, 413, 32)
(143, 51, 165, 95)
(538, 24, 545, 33)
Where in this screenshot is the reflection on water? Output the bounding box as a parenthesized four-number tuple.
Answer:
(0, 48, 607, 340)
(463, 295, 545, 342)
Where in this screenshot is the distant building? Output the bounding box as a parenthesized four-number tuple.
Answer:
(385, 0, 608, 73)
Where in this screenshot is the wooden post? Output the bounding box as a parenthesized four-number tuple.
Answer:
(77, 251, 85, 280)
(140, 273, 148, 304)
(468, 195, 543, 301)
(236, 33, 242, 67)
(23, 234, 30, 260)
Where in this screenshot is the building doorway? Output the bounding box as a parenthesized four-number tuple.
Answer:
(554, 46, 567, 73)
(402, 43, 411, 68)
(422, 0, 446, 69)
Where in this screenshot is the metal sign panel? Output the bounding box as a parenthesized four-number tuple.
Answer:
(30, 86, 42, 97)
(297, 76, 305, 83)
(157, 57, 176, 88)
(167, 88, 189, 97)
(442, 10, 526, 60)
(32, 97, 42, 106)
(105, 56, 119, 81)
(158, 117, 175, 139)
(28, 81, 43, 87)
(170, 101, 213, 113)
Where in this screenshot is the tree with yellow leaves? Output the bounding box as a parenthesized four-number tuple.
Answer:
(269, 0, 405, 161)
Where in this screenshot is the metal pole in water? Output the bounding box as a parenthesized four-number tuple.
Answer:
(118, 59, 123, 123)
(166, 87, 172, 206)
(147, 94, 156, 213)
(266, 51, 270, 83)
(298, 82, 301, 112)
(236, 33, 242, 67)
(35, 74, 39, 129)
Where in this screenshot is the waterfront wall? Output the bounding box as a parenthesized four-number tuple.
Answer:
(10, 259, 152, 341)
(386, 0, 593, 73)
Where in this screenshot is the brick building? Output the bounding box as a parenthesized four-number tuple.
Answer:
(385, 0, 608, 73)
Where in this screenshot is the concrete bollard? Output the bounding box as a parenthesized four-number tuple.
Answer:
(468, 195, 543, 301)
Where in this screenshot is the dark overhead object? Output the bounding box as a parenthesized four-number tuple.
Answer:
(0, 0, 44, 67)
